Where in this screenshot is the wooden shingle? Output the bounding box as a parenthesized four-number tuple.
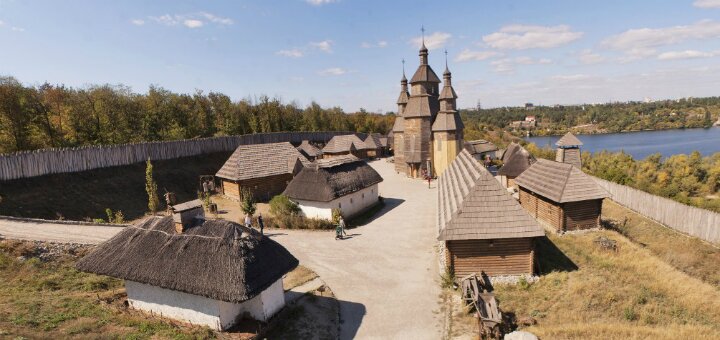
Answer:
(514, 159, 609, 203)
(216, 142, 310, 182)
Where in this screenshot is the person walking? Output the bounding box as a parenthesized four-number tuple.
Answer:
(339, 216, 348, 237)
(257, 213, 265, 235)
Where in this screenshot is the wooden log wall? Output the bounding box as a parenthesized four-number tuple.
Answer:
(592, 176, 720, 244)
(563, 199, 602, 230)
(0, 131, 364, 181)
(519, 187, 563, 232)
(447, 238, 534, 277)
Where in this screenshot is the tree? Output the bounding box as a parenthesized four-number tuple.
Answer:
(145, 159, 160, 214)
(240, 188, 256, 216)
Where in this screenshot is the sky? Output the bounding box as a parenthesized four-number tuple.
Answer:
(1, 0, 720, 112)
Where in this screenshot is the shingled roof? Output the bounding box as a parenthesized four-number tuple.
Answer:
(297, 140, 322, 158)
(464, 140, 499, 155)
(410, 64, 441, 84)
(514, 159, 610, 203)
(498, 143, 536, 177)
(404, 95, 440, 118)
(556, 132, 583, 147)
(283, 155, 383, 202)
(364, 133, 383, 149)
(76, 216, 298, 303)
(216, 142, 310, 182)
(322, 134, 370, 154)
(432, 112, 464, 132)
(437, 150, 543, 241)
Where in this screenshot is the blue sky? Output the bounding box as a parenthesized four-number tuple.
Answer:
(1, 0, 720, 112)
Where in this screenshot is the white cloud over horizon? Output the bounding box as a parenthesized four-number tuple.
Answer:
(306, 0, 337, 5)
(455, 49, 500, 62)
(318, 67, 347, 76)
(310, 40, 333, 53)
(602, 20, 720, 59)
(410, 32, 451, 50)
(657, 50, 717, 60)
(482, 24, 583, 50)
(144, 12, 233, 28)
(361, 41, 388, 48)
(491, 56, 552, 73)
(694, 0, 720, 8)
(276, 49, 304, 58)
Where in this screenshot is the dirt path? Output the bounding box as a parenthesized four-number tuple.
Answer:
(0, 218, 124, 244)
(267, 160, 442, 339)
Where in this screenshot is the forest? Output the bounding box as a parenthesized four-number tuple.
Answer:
(0, 76, 394, 154)
(461, 97, 720, 136)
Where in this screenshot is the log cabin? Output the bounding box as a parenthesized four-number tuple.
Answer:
(322, 134, 372, 159)
(363, 133, 386, 158)
(283, 155, 383, 220)
(514, 159, 610, 233)
(76, 213, 298, 331)
(437, 149, 544, 278)
(296, 140, 323, 161)
(497, 142, 536, 189)
(216, 142, 310, 202)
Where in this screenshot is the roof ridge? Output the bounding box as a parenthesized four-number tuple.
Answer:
(558, 162, 573, 202)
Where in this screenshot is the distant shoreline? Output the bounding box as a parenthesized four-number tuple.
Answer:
(527, 125, 718, 138)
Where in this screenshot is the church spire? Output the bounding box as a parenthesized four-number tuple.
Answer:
(419, 26, 428, 65)
(443, 49, 451, 83)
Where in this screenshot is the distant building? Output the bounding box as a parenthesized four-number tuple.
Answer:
(322, 134, 372, 159)
(76, 215, 298, 330)
(555, 132, 583, 168)
(464, 140, 499, 162)
(515, 159, 609, 232)
(497, 142, 536, 189)
(437, 150, 544, 277)
(216, 142, 310, 201)
(525, 103, 535, 110)
(525, 116, 536, 122)
(363, 133, 386, 158)
(283, 155, 383, 220)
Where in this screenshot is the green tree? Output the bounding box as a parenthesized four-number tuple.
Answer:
(240, 188, 256, 216)
(145, 159, 160, 214)
(269, 194, 300, 217)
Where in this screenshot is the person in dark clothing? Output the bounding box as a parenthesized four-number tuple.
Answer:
(258, 213, 265, 235)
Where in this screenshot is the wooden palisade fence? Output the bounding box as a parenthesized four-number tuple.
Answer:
(592, 177, 720, 244)
(0, 131, 365, 181)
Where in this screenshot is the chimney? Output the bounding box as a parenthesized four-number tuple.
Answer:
(171, 199, 205, 233)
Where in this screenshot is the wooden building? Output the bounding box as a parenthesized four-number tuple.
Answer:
(296, 140, 323, 161)
(555, 132, 583, 168)
(464, 140, 499, 162)
(322, 134, 371, 159)
(216, 142, 310, 202)
(283, 155, 383, 220)
(363, 133, 385, 158)
(76, 215, 298, 330)
(437, 150, 544, 278)
(497, 142, 536, 189)
(514, 159, 610, 232)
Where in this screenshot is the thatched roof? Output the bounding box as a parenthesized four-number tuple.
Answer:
(322, 134, 370, 154)
(216, 142, 310, 182)
(556, 132, 583, 147)
(297, 140, 322, 158)
(76, 216, 298, 303)
(437, 150, 543, 241)
(283, 155, 383, 202)
(514, 159, 609, 203)
(464, 140, 499, 155)
(498, 143, 536, 177)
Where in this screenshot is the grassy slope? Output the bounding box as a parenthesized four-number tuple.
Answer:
(0, 152, 232, 221)
(0, 240, 215, 339)
(492, 230, 720, 339)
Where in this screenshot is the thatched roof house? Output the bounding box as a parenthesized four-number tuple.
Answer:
(555, 132, 583, 168)
(498, 142, 536, 189)
(216, 142, 310, 201)
(515, 159, 609, 232)
(322, 134, 371, 159)
(284, 155, 383, 220)
(76, 216, 298, 330)
(464, 140, 499, 161)
(437, 149, 544, 277)
(296, 140, 323, 161)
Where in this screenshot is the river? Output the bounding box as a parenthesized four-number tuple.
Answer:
(525, 127, 720, 159)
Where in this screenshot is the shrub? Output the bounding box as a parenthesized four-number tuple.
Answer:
(240, 188, 256, 216)
(331, 208, 342, 224)
(264, 215, 334, 230)
(269, 195, 301, 217)
(440, 269, 456, 289)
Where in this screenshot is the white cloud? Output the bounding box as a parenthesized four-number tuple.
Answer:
(491, 57, 552, 73)
(318, 67, 347, 76)
(410, 32, 451, 50)
(310, 40, 333, 53)
(694, 0, 720, 8)
(0, 20, 4, 26)
(455, 49, 500, 62)
(602, 20, 720, 58)
(361, 41, 388, 48)
(578, 49, 606, 64)
(150, 14, 178, 26)
(131, 19, 145, 26)
(306, 0, 337, 5)
(183, 19, 204, 28)
(657, 50, 716, 60)
(200, 12, 233, 25)
(276, 49, 304, 58)
(11, 26, 25, 32)
(482, 24, 583, 50)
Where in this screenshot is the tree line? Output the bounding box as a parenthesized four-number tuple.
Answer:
(462, 97, 720, 137)
(0, 76, 394, 154)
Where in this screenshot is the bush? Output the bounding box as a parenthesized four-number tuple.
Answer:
(264, 215, 335, 230)
(240, 188, 256, 216)
(269, 195, 301, 217)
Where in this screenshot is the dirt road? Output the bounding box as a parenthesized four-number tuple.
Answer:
(0, 218, 124, 244)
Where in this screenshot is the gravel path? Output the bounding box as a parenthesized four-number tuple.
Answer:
(0, 218, 124, 244)
(0, 160, 443, 339)
(268, 160, 442, 339)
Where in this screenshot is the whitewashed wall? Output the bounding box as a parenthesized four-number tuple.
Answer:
(295, 184, 379, 220)
(125, 277, 285, 330)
